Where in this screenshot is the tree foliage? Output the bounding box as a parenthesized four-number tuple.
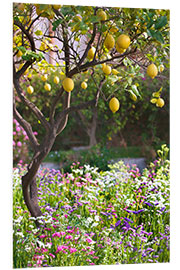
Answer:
(13, 3, 170, 223)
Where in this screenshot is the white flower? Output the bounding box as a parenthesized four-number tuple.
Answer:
(16, 232, 24, 237)
(87, 217, 93, 223)
(94, 215, 99, 221)
(91, 222, 98, 227)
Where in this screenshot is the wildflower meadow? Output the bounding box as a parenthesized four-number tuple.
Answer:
(13, 146, 170, 268)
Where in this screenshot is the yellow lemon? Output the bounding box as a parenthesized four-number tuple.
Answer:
(112, 69, 119, 75)
(18, 63, 23, 70)
(116, 34, 131, 49)
(52, 5, 62, 9)
(104, 34, 115, 50)
(73, 15, 82, 22)
(97, 10, 107, 21)
(101, 63, 106, 69)
(27, 73, 32, 79)
(44, 83, 51, 91)
(110, 26, 118, 33)
(115, 43, 126, 54)
(159, 64, 164, 73)
(81, 81, 87, 89)
(62, 77, 74, 92)
(41, 74, 48, 81)
(147, 63, 158, 79)
(102, 65, 111, 75)
(87, 47, 96, 60)
(54, 76, 60, 84)
(17, 50, 23, 58)
(109, 97, 120, 113)
(156, 98, 165, 108)
(27, 86, 34, 94)
(24, 68, 29, 75)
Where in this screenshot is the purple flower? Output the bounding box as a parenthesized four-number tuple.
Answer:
(124, 217, 133, 223)
(115, 220, 121, 227)
(125, 209, 145, 214)
(144, 202, 154, 207)
(133, 209, 145, 214)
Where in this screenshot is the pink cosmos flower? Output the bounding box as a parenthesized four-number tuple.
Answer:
(75, 182, 82, 187)
(52, 232, 61, 238)
(69, 247, 77, 253)
(17, 141, 22, 147)
(56, 246, 64, 253)
(39, 234, 47, 239)
(89, 251, 95, 255)
(16, 127, 21, 132)
(65, 235, 73, 240)
(64, 214, 68, 218)
(86, 238, 92, 243)
(49, 253, 55, 258)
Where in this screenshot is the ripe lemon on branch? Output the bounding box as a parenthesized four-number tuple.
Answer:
(41, 74, 48, 81)
(27, 85, 34, 94)
(97, 10, 107, 21)
(159, 64, 164, 73)
(115, 43, 126, 54)
(87, 47, 96, 60)
(81, 81, 87, 89)
(147, 63, 158, 79)
(104, 34, 115, 50)
(102, 64, 111, 75)
(54, 76, 59, 84)
(109, 97, 120, 113)
(62, 77, 74, 92)
(156, 98, 165, 107)
(116, 34, 131, 49)
(44, 83, 51, 91)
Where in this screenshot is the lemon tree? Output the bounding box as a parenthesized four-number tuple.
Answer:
(13, 3, 169, 224)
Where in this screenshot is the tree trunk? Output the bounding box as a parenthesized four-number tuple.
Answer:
(22, 155, 43, 227)
(87, 107, 98, 147)
(21, 135, 56, 227)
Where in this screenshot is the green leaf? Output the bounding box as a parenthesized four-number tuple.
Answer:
(34, 30, 43, 36)
(52, 19, 64, 31)
(155, 16, 167, 30)
(131, 85, 141, 97)
(147, 29, 164, 43)
(61, 6, 76, 17)
(17, 46, 26, 53)
(154, 31, 164, 43)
